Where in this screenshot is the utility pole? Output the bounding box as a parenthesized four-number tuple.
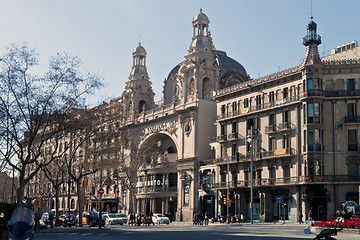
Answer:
(250, 126, 254, 224)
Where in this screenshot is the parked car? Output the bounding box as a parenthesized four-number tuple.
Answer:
(152, 213, 170, 224)
(102, 214, 124, 225)
(82, 212, 104, 227)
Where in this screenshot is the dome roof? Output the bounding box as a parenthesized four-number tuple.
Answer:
(166, 54, 247, 83)
(216, 54, 247, 80)
(133, 43, 146, 55)
(192, 9, 209, 25)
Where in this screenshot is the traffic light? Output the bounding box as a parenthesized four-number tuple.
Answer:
(82, 179, 88, 189)
(101, 201, 104, 209)
(223, 198, 227, 205)
(35, 197, 41, 208)
(84, 196, 89, 205)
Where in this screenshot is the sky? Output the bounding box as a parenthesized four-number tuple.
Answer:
(0, 0, 359, 107)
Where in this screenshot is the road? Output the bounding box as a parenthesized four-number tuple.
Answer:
(35, 222, 359, 240)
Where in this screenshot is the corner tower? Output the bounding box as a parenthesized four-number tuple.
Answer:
(302, 17, 322, 66)
(123, 43, 155, 118)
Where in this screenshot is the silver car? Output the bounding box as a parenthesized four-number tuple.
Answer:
(151, 213, 170, 224)
(102, 214, 124, 225)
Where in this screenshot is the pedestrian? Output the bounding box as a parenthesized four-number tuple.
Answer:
(193, 212, 197, 225)
(34, 210, 41, 231)
(298, 210, 303, 224)
(48, 212, 54, 228)
(204, 212, 209, 225)
(306, 209, 313, 224)
(148, 211, 154, 226)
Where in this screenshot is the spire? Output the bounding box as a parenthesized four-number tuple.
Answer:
(129, 43, 149, 81)
(302, 17, 322, 66)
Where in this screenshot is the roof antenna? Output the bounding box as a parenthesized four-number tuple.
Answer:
(139, 34, 141, 45)
(310, 0, 313, 19)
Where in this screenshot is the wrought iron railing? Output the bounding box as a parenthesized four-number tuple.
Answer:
(202, 175, 360, 190)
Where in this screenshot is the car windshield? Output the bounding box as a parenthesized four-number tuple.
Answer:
(119, 214, 127, 217)
(108, 214, 118, 218)
(157, 214, 166, 217)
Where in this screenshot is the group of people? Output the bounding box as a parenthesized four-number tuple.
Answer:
(298, 209, 313, 224)
(128, 212, 155, 226)
(193, 212, 209, 225)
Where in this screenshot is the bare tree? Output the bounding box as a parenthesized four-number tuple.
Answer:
(0, 43, 103, 206)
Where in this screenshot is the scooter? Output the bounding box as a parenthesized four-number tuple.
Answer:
(313, 228, 340, 240)
(7, 207, 35, 240)
(304, 228, 340, 240)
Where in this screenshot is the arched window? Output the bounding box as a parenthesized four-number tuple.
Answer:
(202, 77, 211, 100)
(188, 78, 195, 100)
(139, 100, 146, 113)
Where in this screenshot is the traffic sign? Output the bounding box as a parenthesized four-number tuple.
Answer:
(276, 196, 283, 203)
(98, 188, 104, 195)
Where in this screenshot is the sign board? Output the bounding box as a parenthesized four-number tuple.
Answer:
(98, 188, 104, 195)
(276, 196, 283, 203)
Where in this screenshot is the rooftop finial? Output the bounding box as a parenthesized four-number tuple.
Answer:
(310, 0, 313, 20)
(200, 8, 202, 13)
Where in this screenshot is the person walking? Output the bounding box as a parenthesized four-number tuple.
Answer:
(204, 212, 209, 225)
(298, 210, 303, 224)
(48, 212, 54, 228)
(306, 209, 313, 224)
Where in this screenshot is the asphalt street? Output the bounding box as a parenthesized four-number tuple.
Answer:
(35, 222, 360, 240)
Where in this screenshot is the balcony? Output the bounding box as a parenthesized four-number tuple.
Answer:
(345, 116, 360, 124)
(217, 135, 227, 142)
(325, 90, 360, 97)
(300, 89, 325, 98)
(257, 148, 295, 159)
(216, 95, 300, 121)
(277, 122, 293, 131)
(204, 175, 360, 190)
(265, 125, 277, 134)
(303, 144, 324, 152)
(348, 144, 360, 151)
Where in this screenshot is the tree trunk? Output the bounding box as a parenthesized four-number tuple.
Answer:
(16, 175, 26, 207)
(55, 184, 60, 220)
(77, 181, 84, 227)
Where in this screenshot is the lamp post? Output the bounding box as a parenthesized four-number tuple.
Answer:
(99, 141, 104, 229)
(226, 147, 230, 224)
(144, 170, 148, 216)
(250, 126, 254, 225)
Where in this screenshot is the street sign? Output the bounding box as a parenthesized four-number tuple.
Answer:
(98, 188, 104, 195)
(276, 196, 283, 203)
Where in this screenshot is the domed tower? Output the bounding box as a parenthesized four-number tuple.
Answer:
(122, 43, 155, 118)
(189, 8, 215, 54)
(163, 9, 248, 105)
(302, 17, 322, 66)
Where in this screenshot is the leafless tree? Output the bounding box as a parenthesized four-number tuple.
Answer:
(0, 43, 103, 206)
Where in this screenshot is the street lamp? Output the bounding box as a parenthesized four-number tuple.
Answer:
(250, 126, 254, 225)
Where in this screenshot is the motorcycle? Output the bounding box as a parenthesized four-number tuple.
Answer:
(7, 207, 35, 240)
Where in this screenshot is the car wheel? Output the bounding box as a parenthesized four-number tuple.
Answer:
(157, 221, 160, 224)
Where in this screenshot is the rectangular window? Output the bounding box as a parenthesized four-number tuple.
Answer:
(256, 95, 261, 110)
(269, 91, 275, 102)
(314, 103, 320, 123)
(283, 110, 289, 123)
(307, 103, 314, 123)
(221, 105, 226, 114)
(283, 135, 290, 149)
(244, 98, 249, 108)
(269, 114, 275, 126)
(221, 124, 227, 138)
(348, 129, 358, 151)
(232, 143, 238, 157)
(232, 101, 237, 112)
(232, 122, 237, 134)
(348, 79, 355, 91)
(347, 103, 357, 121)
(307, 78, 313, 90)
(283, 87, 288, 99)
(270, 167, 276, 179)
(269, 137, 275, 151)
